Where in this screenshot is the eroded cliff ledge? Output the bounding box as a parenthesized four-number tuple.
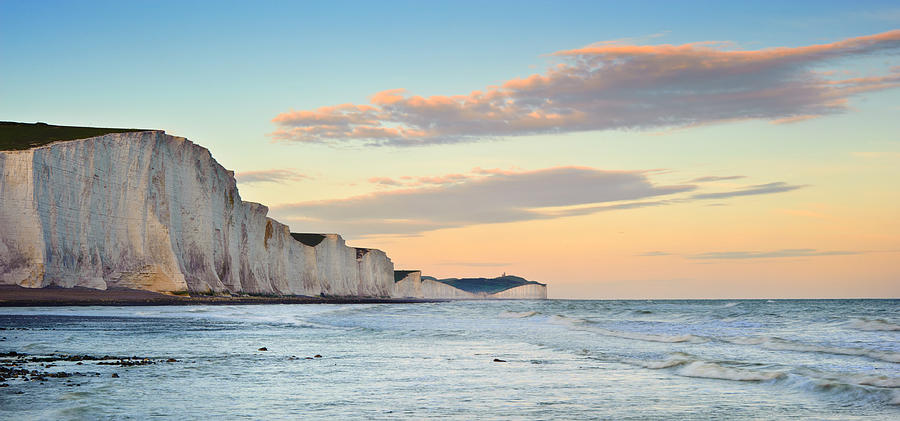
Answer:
(0, 124, 394, 296)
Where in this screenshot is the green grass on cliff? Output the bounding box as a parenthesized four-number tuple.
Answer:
(290, 233, 327, 247)
(0, 121, 148, 151)
(393, 270, 420, 283)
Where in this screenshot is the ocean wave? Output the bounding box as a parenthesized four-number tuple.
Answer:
(678, 361, 785, 381)
(629, 353, 900, 405)
(499, 311, 541, 319)
(784, 375, 900, 407)
(587, 327, 707, 343)
(632, 310, 653, 315)
(727, 336, 900, 363)
(629, 353, 783, 381)
(548, 316, 707, 343)
(798, 369, 900, 389)
(721, 302, 740, 308)
(848, 318, 900, 332)
(626, 352, 694, 369)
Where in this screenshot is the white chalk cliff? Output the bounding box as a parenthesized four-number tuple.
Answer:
(391, 271, 548, 299)
(0, 131, 396, 296)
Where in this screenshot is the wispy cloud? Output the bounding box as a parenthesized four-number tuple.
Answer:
(369, 173, 471, 187)
(638, 251, 673, 257)
(691, 182, 806, 200)
(271, 166, 803, 237)
(689, 175, 746, 183)
(689, 249, 862, 260)
(272, 167, 693, 236)
(235, 169, 310, 184)
(270, 30, 900, 146)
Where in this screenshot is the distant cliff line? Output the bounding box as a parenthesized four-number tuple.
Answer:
(0, 122, 548, 300)
(393, 272, 548, 299)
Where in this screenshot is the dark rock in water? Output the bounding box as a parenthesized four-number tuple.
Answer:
(258, 347, 268, 351)
(314, 354, 322, 358)
(304, 357, 313, 360)
(111, 373, 119, 378)
(166, 358, 177, 363)
(493, 358, 507, 362)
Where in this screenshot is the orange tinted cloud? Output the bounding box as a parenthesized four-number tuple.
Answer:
(235, 169, 309, 184)
(270, 31, 900, 146)
(270, 167, 804, 238)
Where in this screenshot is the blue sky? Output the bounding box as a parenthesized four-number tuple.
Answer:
(2, 1, 899, 297)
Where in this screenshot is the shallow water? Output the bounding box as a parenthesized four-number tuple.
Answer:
(1, 299, 897, 420)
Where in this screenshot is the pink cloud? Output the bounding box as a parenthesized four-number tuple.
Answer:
(235, 169, 310, 184)
(270, 31, 900, 146)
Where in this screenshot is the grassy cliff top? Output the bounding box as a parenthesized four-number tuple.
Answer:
(290, 233, 327, 247)
(394, 270, 421, 282)
(0, 121, 149, 151)
(426, 275, 546, 294)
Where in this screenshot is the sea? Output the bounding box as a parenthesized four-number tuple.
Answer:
(1, 299, 898, 420)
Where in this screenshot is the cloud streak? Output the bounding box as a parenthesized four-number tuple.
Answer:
(689, 249, 861, 260)
(271, 167, 804, 237)
(689, 175, 746, 183)
(235, 169, 310, 184)
(691, 182, 806, 200)
(273, 167, 693, 236)
(270, 31, 900, 146)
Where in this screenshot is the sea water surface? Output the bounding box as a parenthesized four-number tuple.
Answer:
(1, 300, 898, 420)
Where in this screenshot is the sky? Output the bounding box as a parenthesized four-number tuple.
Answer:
(2, 1, 899, 298)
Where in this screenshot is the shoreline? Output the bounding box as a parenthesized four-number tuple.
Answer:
(0, 286, 442, 307)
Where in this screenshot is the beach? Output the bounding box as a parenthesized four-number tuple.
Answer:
(0, 286, 433, 307)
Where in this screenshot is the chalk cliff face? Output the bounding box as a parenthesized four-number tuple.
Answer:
(0, 131, 394, 296)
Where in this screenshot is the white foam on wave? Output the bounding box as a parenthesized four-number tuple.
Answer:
(819, 372, 900, 388)
(499, 311, 541, 319)
(626, 352, 694, 369)
(678, 361, 785, 381)
(631, 353, 784, 381)
(548, 315, 707, 343)
(848, 318, 900, 332)
(587, 326, 707, 343)
(727, 336, 900, 363)
(721, 302, 740, 308)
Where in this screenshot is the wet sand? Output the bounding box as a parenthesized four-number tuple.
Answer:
(0, 285, 438, 307)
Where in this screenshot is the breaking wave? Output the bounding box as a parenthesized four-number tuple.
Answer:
(548, 315, 707, 343)
(628, 353, 900, 405)
(727, 336, 900, 363)
(678, 361, 785, 381)
(848, 318, 900, 332)
(628, 353, 783, 381)
(498, 311, 541, 319)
